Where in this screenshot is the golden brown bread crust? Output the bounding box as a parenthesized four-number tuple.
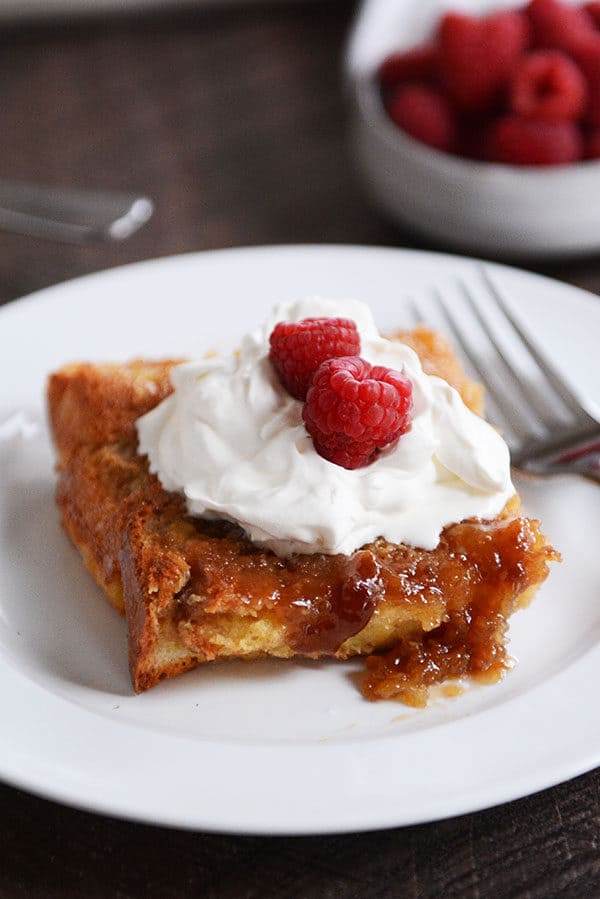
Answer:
(48, 359, 182, 456)
(47, 330, 557, 701)
(395, 326, 484, 414)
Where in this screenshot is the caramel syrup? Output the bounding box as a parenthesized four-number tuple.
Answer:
(177, 514, 558, 705)
(363, 517, 559, 706)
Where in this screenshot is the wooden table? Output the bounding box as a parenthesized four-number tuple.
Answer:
(1, 5, 599, 897)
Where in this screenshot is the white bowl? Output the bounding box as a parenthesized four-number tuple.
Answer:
(346, 0, 600, 259)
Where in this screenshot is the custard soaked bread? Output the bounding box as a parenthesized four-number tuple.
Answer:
(48, 324, 558, 706)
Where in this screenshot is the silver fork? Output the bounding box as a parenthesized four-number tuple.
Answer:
(409, 266, 600, 483)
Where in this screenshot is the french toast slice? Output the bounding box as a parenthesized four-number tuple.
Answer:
(47, 329, 558, 705)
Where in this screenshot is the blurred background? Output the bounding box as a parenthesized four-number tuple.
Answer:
(0, 0, 394, 300)
(1, 0, 600, 304)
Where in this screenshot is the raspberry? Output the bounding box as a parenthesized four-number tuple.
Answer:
(526, 0, 595, 52)
(378, 43, 439, 90)
(302, 356, 413, 470)
(589, 91, 600, 127)
(584, 127, 600, 156)
(387, 84, 458, 152)
(585, 1, 600, 28)
(269, 317, 360, 401)
(439, 10, 530, 111)
(485, 115, 583, 164)
(569, 35, 600, 125)
(510, 51, 588, 121)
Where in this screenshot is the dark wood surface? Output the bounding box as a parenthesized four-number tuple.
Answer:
(1, 5, 599, 897)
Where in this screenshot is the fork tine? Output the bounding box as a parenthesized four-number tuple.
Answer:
(426, 288, 527, 437)
(458, 277, 557, 435)
(480, 266, 593, 421)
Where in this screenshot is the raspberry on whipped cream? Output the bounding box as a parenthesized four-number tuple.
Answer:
(302, 355, 413, 469)
(269, 316, 361, 400)
(136, 297, 514, 557)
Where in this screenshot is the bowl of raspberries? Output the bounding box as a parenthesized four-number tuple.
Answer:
(348, 0, 600, 257)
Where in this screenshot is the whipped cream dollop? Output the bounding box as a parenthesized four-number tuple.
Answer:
(136, 297, 514, 556)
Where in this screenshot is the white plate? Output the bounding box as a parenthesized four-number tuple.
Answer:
(1, 245, 599, 835)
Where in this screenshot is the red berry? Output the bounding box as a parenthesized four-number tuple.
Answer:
(302, 356, 413, 470)
(589, 92, 600, 126)
(485, 115, 583, 165)
(585, 1, 600, 28)
(387, 84, 458, 152)
(378, 43, 440, 90)
(510, 51, 588, 121)
(584, 127, 600, 156)
(569, 35, 600, 125)
(439, 10, 530, 112)
(269, 317, 360, 401)
(526, 0, 595, 52)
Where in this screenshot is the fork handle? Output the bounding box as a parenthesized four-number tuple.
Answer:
(521, 439, 600, 484)
(557, 442, 600, 484)
(0, 181, 153, 243)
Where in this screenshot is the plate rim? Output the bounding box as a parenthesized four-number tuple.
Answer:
(1, 242, 599, 835)
(3, 242, 600, 324)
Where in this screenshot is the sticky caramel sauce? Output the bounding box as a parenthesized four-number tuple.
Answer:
(178, 523, 385, 653)
(363, 517, 559, 706)
(175, 514, 557, 704)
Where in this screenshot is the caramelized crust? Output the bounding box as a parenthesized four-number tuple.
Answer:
(48, 359, 182, 456)
(48, 330, 558, 702)
(395, 325, 485, 415)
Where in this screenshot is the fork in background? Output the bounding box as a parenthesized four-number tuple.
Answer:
(408, 266, 600, 484)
